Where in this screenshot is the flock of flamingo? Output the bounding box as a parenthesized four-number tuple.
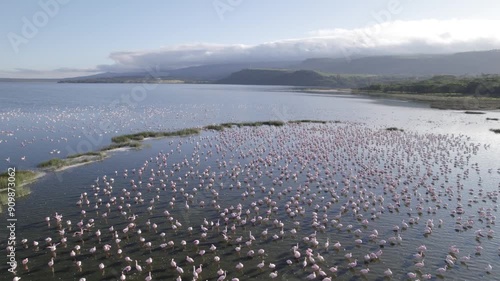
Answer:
(7, 122, 500, 280)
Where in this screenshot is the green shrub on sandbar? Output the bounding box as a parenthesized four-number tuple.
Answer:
(67, 151, 104, 158)
(111, 128, 201, 143)
(236, 121, 285, 127)
(37, 158, 66, 169)
(100, 142, 142, 151)
(204, 125, 226, 131)
(289, 120, 328, 124)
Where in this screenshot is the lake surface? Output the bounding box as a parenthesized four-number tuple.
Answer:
(1, 82, 499, 281)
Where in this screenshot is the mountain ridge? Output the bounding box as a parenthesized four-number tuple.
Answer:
(56, 49, 500, 83)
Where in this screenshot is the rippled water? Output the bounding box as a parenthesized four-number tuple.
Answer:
(1, 82, 499, 281)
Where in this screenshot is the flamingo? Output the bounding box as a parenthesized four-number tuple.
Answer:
(485, 264, 492, 274)
(176, 266, 184, 275)
(196, 264, 203, 276)
(384, 268, 393, 277)
(22, 258, 29, 271)
(99, 263, 105, 276)
(76, 260, 82, 272)
(348, 259, 357, 269)
(135, 260, 142, 273)
(360, 268, 370, 276)
(48, 257, 54, 276)
(306, 272, 316, 280)
(436, 265, 447, 275)
(146, 257, 153, 270)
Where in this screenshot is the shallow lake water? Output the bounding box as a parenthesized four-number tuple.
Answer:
(1, 82, 499, 281)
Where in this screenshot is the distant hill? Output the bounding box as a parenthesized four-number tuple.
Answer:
(165, 61, 298, 81)
(60, 61, 298, 83)
(217, 69, 414, 88)
(57, 49, 500, 83)
(295, 50, 500, 76)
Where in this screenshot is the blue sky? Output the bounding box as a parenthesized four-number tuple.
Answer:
(1, 0, 500, 78)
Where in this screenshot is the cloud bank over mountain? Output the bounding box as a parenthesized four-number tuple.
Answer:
(97, 19, 500, 72)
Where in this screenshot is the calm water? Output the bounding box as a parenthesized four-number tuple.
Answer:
(1, 82, 499, 281)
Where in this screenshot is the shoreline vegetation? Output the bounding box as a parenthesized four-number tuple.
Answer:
(37, 153, 106, 171)
(300, 88, 500, 110)
(352, 90, 500, 110)
(0, 170, 42, 190)
(57, 68, 500, 110)
(0, 170, 45, 208)
(357, 74, 500, 110)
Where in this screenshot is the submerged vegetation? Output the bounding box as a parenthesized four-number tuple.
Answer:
(289, 120, 328, 124)
(464, 111, 486, 114)
(386, 127, 404, 132)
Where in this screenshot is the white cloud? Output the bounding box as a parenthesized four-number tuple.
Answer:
(310, 19, 500, 51)
(95, 19, 500, 72)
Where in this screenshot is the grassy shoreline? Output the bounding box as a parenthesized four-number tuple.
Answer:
(0, 170, 45, 209)
(111, 128, 201, 143)
(297, 88, 500, 110)
(352, 89, 500, 110)
(0, 170, 43, 190)
(37, 153, 107, 171)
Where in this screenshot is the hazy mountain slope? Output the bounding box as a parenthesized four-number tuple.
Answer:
(296, 50, 500, 75)
(217, 69, 413, 88)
